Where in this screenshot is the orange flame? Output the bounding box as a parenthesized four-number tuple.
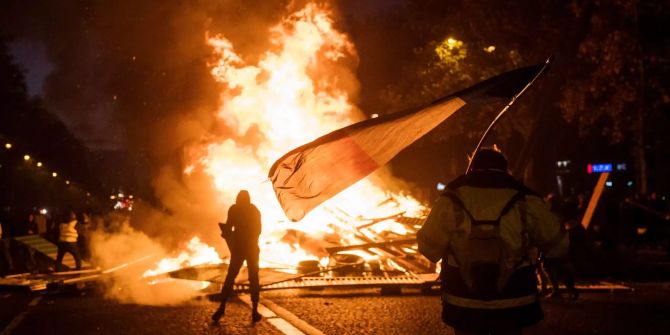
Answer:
(150, 3, 426, 276)
(143, 236, 222, 279)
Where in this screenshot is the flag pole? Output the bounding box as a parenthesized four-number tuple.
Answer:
(466, 56, 554, 173)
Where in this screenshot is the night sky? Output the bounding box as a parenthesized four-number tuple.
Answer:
(2, 0, 403, 152)
(9, 40, 52, 97)
(2, 0, 669, 197)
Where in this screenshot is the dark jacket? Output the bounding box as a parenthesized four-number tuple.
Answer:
(226, 191, 261, 254)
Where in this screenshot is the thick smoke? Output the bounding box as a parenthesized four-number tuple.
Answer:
(0, 0, 370, 246)
(2, 1, 423, 304)
(88, 213, 207, 305)
(1, 1, 303, 245)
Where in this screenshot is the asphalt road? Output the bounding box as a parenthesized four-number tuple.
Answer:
(2, 283, 670, 335)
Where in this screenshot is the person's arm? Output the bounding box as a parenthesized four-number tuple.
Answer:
(227, 205, 237, 231)
(525, 195, 569, 259)
(254, 207, 262, 238)
(417, 196, 455, 263)
(221, 206, 236, 239)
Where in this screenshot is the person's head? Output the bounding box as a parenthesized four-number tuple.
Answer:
(236, 190, 251, 205)
(468, 145, 508, 173)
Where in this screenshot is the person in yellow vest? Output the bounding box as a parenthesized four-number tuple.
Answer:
(418, 147, 568, 335)
(55, 210, 82, 271)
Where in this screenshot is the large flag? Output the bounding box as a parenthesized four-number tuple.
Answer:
(269, 60, 550, 221)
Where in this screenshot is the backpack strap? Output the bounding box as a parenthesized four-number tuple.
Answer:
(496, 192, 527, 222)
(442, 190, 476, 224)
(440, 190, 528, 267)
(443, 190, 526, 225)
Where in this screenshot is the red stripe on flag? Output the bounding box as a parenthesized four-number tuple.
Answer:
(274, 134, 379, 220)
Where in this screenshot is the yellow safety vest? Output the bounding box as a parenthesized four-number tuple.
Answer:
(59, 220, 78, 243)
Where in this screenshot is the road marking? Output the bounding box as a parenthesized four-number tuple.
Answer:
(0, 296, 42, 335)
(238, 294, 325, 335)
(260, 298, 326, 335)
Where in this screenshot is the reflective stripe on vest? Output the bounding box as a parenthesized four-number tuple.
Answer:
(446, 254, 532, 269)
(59, 221, 78, 242)
(443, 293, 537, 309)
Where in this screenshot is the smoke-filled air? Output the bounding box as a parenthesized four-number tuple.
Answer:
(4, 1, 427, 304)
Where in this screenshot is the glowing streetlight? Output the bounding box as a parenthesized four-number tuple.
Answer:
(129, 195, 134, 199)
(65, 180, 70, 185)
(4, 143, 11, 149)
(23, 155, 31, 161)
(52, 172, 57, 177)
(484, 45, 496, 53)
(435, 36, 466, 65)
(110, 195, 117, 200)
(37, 162, 43, 167)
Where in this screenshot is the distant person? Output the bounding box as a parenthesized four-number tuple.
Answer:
(16, 213, 38, 273)
(212, 190, 262, 323)
(77, 212, 91, 261)
(35, 211, 48, 237)
(646, 192, 666, 248)
(0, 219, 14, 275)
(55, 210, 82, 271)
(418, 147, 568, 335)
(543, 194, 578, 300)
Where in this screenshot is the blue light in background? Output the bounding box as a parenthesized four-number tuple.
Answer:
(591, 163, 613, 173)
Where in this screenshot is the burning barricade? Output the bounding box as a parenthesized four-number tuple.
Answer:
(134, 2, 437, 294)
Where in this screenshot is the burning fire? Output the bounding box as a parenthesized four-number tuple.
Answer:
(143, 237, 222, 279)
(145, 3, 426, 278)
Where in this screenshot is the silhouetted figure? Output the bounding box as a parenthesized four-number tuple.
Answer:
(212, 190, 262, 323)
(55, 210, 82, 271)
(544, 257, 578, 300)
(77, 212, 91, 261)
(0, 219, 13, 275)
(543, 194, 578, 300)
(17, 213, 38, 273)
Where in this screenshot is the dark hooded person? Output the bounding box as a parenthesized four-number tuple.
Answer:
(418, 147, 568, 335)
(212, 190, 262, 323)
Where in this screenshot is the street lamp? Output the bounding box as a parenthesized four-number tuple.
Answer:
(52, 172, 57, 177)
(65, 180, 70, 185)
(4, 143, 11, 149)
(37, 162, 43, 167)
(23, 154, 31, 161)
